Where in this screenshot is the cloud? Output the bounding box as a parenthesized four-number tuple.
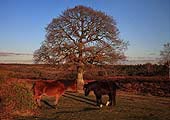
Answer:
(0, 52, 32, 57)
(127, 56, 158, 60)
(0, 52, 33, 64)
(148, 53, 157, 56)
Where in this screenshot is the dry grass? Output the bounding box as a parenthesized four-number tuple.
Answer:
(15, 91, 170, 120)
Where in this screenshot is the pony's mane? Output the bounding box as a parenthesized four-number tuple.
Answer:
(87, 80, 98, 85)
(87, 80, 110, 85)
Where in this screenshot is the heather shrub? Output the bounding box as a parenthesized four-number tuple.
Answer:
(0, 79, 37, 119)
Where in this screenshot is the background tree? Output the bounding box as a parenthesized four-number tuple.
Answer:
(159, 42, 170, 78)
(34, 6, 128, 90)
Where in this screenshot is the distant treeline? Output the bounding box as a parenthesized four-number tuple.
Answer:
(0, 63, 168, 80)
(93, 64, 167, 76)
(83, 64, 167, 80)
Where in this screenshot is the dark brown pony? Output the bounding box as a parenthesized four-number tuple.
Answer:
(32, 80, 76, 107)
(83, 80, 119, 108)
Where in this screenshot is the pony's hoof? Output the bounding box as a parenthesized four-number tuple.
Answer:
(99, 104, 103, 108)
(106, 101, 110, 106)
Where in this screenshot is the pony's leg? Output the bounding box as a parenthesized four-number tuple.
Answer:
(106, 93, 113, 106)
(54, 94, 61, 109)
(54, 91, 65, 108)
(106, 90, 116, 107)
(96, 95, 103, 108)
(54, 98, 59, 106)
(35, 95, 42, 107)
(112, 90, 116, 106)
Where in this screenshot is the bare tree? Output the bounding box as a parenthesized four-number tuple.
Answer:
(34, 6, 128, 90)
(160, 42, 170, 78)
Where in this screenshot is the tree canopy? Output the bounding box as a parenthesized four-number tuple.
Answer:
(34, 5, 127, 65)
(160, 42, 170, 65)
(33, 5, 128, 89)
(160, 42, 170, 78)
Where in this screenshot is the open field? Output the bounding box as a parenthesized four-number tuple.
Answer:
(14, 91, 170, 120)
(0, 64, 170, 120)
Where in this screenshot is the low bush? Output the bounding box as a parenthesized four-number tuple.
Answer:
(109, 76, 170, 97)
(0, 78, 37, 119)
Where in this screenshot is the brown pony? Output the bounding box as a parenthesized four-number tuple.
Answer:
(32, 80, 76, 107)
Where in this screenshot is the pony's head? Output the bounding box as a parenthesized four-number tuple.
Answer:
(83, 84, 90, 96)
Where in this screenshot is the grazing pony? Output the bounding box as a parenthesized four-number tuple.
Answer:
(83, 80, 119, 108)
(32, 80, 76, 107)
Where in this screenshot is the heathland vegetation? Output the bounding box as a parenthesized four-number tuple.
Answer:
(0, 63, 170, 119)
(0, 63, 168, 80)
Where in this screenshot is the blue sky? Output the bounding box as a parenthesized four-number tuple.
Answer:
(0, 0, 170, 63)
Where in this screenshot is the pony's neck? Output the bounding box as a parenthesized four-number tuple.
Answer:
(63, 80, 76, 91)
(88, 82, 97, 90)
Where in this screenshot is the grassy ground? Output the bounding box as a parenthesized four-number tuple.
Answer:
(14, 91, 170, 120)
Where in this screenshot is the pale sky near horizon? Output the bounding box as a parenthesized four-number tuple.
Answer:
(0, 0, 170, 63)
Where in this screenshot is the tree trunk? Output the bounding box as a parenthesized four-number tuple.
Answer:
(76, 64, 84, 92)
